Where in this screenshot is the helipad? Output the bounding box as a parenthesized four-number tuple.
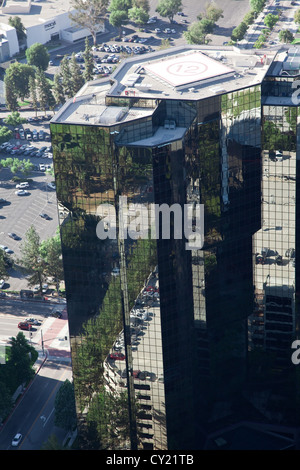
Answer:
(143, 51, 235, 88)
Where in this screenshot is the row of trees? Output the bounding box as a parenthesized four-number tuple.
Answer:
(4, 38, 95, 112)
(0, 333, 37, 421)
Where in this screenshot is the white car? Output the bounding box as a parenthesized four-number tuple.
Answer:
(12, 433, 22, 447)
(15, 190, 29, 196)
(111, 267, 120, 276)
(47, 182, 56, 190)
(42, 283, 48, 293)
(0, 279, 5, 289)
(16, 182, 29, 189)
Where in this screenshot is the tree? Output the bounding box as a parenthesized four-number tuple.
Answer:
(83, 36, 94, 83)
(279, 29, 294, 43)
(231, 21, 248, 41)
(203, 1, 223, 22)
(0, 382, 12, 421)
(294, 9, 300, 25)
(52, 74, 65, 107)
(249, 0, 266, 13)
(4, 63, 35, 102)
(18, 225, 46, 292)
(264, 13, 278, 29)
(54, 379, 77, 431)
(26, 43, 50, 71)
(3, 111, 26, 126)
(0, 126, 13, 144)
(35, 69, 56, 113)
(69, 0, 109, 46)
(155, 0, 182, 22)
(28, 76, 39, 116)
(8, 16, 26, 42)
(59, 56, 73, 99)
(4, 82, 18, 112)
(70, 53, 85, 95)
(40, 234, 64, 293)
(128, 6, 149, 25)
(9, 333, 36, 388)
(108, 0, 132, 12)
(184, 19, 214, 44)
(133, 0, 149, 13)
(0, 249, 9, 281)
(109, 10, 129, 36)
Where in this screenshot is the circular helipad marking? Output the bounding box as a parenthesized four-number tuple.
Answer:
(166, 61, 208, 77)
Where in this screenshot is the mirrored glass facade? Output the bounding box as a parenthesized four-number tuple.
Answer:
(50, 46, 300, 450)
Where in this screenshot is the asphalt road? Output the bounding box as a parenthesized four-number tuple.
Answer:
(0, 298, 71, 450)
(0, 358, 73, 450)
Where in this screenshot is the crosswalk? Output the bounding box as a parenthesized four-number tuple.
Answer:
(32, 314, 71, 360)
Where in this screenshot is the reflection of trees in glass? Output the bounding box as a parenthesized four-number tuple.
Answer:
(117, 146, 152, 194)
(70, 235, 156, 448)
(85, 387, 140, 449)
(198, 121, 221, 223)
(263, 120, 296, 151)
(221, 86, 261, 117)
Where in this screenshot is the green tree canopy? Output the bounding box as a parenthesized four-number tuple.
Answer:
(0, 126, 13, 144)
(156, 0, 182, 22)
(109, 10, 129, 35)
(4, 62, 35, 102)
(18, 225, 46, 292)
(26, 43, 50, 71)
(279, 29, 294, 43)
(83, 36, 94, 83)
(249, 0, 266, 13)
(3, 111, 26, 126)
(264, 13, 278, 29)
(8, 16, 26, 41)
(184, 18, 215, 44)
(128, 6, 149, 25)
(54, 379, 77, 431)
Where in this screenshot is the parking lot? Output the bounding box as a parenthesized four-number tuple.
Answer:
(0, 113, 59, 292)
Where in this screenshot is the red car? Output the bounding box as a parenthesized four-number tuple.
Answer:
(18, 321, 32, 331)
(108, 352, 125, 361)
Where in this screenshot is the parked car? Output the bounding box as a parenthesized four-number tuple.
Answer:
(42, 283, 48, 293)
(18, 321, 32, 331)
(15, 190, 29, 196)
(16, 182, 29, 189)
(47, 182, 56, 190)
(11, 433, 22, 447)
(0, 279, 5, 289)
(111, 267, 120, 276)
(40, 213, 51, 220)
(108, 352, 125, 360)
(25, 318, 40, 325)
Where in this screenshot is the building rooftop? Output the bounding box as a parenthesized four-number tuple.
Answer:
(51, 45, 278, 127)
(0, 0, 72, 28)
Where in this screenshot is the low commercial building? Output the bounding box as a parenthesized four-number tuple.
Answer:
(0, 0, 105, 60)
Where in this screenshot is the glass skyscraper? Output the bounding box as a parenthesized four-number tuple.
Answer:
(50, 45, 300, 450)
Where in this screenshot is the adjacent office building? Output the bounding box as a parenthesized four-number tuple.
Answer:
(50, 45, 300, 450)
